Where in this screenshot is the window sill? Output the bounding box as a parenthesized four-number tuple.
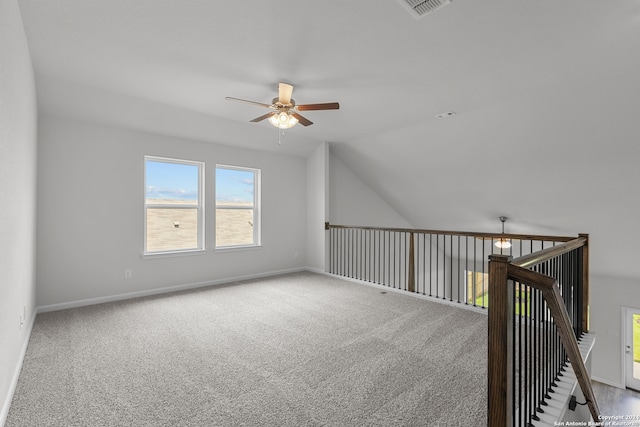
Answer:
(214, 245, 263, 253)
(142, 249, 207, 260)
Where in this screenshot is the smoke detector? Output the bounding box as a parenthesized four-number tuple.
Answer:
(397, 0, 452, 19)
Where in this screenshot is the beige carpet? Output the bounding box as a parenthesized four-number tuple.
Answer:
(7, 272, 488, 426)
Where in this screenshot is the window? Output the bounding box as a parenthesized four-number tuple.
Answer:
(465, 270, 531, 315)
(215, 165, 260, 248)
(466, 271, 489, 306)
(144, 156, 204, 254)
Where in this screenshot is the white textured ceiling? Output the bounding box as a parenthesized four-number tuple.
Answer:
(18, 0, 640, 279)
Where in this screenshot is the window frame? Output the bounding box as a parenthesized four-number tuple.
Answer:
(144, 155, 205, 256)
(215, 164, 261, 250)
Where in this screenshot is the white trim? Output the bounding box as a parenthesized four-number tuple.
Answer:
(141, 249, 207, 259)
(305, 266, 326, 275)
(321, 271, 489, 315)
(36, 267, 308, 313)
(590, 375, 624, 389)
(214, 245, 263, 253)
(215, 164, 261, 249)
(623, 307, 629, 392)
(622, 306, 640, 391)
(1, 311, 36, 427)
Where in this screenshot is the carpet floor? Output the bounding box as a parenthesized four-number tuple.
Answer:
(7, 272, 488, 426)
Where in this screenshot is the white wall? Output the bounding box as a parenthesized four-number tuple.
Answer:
(0, 0, 38, 422)
(36, 115, 308, 307)
(305, 143, 328, 272)
(329, 153, 411, 228)
(590, 274, 640, 388)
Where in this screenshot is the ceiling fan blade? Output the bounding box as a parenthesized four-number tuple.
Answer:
(279, 83, 294, 104)
(296, 102, 340, 111)
(292, 112, 313, 126)
(225, 97, 273, 109)
(250, 112, 276, 123)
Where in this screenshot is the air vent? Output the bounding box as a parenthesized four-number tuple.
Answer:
(397, 0, 452, 19)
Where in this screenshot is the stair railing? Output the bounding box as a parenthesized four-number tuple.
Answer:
(488, 235, 598, 426)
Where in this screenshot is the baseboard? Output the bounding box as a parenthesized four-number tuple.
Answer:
(37, 267, 308, 314)
(591, 375, 624, 389)
(0, 311, 36, 427)
(304, 266, 326, 275)
(321, 272, 489, 315)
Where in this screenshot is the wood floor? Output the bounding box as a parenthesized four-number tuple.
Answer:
(593, 381, 640, 417)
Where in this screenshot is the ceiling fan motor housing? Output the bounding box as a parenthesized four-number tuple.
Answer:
(272, 97, 295, 108)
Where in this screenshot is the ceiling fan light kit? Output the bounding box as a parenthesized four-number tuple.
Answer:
(495, 216, 512, 249)
(226, 82, 339, 131)
(268, 111, 298, 129)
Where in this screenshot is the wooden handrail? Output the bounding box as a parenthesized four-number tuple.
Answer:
(511, 235, 590, 333)
(325, 222, 576, 243)
(511, 237, 587, 269)
(507, 264, 600, 422)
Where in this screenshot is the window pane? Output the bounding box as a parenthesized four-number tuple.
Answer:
(216, 168, 254, 206)
(146, 208, 199, 252)
(215, 165, 259, 248)
(216, 208, 254, 247)
(146, 160, 199, 205)
(145, 157, 203, 254)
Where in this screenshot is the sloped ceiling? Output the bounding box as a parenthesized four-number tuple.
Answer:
(18, 0, 640, 279)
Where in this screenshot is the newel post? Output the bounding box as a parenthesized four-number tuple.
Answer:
(407, 232, 415, 292)
(579, 233, 590, 332)
(488, 254, 513, 427)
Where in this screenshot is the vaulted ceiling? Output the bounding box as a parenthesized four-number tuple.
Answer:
(18, 0, 640, 279)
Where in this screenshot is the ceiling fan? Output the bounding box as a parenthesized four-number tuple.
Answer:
(225, 82, 340, 129)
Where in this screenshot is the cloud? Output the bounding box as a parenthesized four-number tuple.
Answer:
(146, 186, 198, 200)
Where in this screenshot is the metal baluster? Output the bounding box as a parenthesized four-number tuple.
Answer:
(421, 233, 425, 293)
(442, 234, 447, 300)
(429, 234, 433, 296)
(472, 237, 477, 307)
(482, 237, 486, 308)
(457, 235, 461, 303)
(465, 236, 468, 305)
(435, 234, 439, 298)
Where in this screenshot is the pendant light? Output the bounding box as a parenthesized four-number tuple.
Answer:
(495, 216, 512, 249)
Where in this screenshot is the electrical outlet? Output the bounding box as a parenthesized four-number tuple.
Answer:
(124, 269, 132, 279)
(19, 313, 24, 329)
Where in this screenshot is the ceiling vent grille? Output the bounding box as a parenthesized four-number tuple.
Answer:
(397, 0, 452, 19)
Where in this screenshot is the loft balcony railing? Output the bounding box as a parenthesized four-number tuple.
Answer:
(325, 223, 596, 426)
(325, 223, 576, 309)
